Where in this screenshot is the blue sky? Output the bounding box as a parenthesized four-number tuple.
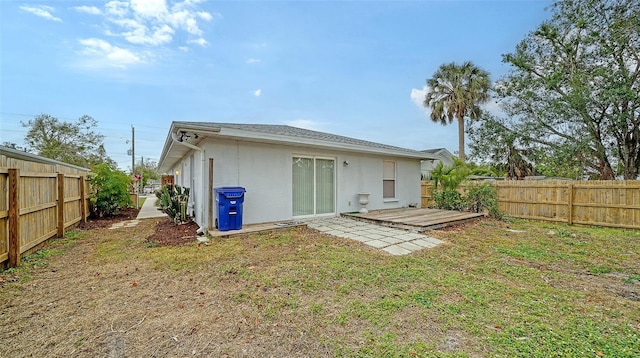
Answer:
(1, 0, 552, 171)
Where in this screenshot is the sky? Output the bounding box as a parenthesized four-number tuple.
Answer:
(1, 0, 553, 171)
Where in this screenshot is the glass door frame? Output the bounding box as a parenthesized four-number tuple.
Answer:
(292, 155, 336, 219)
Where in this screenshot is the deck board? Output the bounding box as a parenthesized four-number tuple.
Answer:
(343, 208, 483, 231)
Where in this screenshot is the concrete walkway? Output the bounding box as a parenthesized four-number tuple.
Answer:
(136, 195, 167, 220)
(307, 217, 443, 256)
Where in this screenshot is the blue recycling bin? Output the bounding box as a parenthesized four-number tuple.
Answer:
(214, 186, 246, 231)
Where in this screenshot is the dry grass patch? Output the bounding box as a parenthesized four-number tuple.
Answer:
(1, 218, 639, 357)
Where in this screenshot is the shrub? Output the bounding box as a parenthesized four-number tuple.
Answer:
(430, 158, 470, 192)
(433, 189, 464, 211)
(156, 184, 191, 224)
(464, 182, 502, 219)
(88, 163, 132, 217)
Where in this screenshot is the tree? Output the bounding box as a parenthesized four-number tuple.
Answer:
(468, 115, 536, 179)
(471, 0, 640, 179)
(22, 114, 115, 168)
(430, 158, 470, 210)
(423, 61, 491, 161)
(134, 159, 160, 188)
(2, 142, 27, 151)
(88, 163, 132, 217)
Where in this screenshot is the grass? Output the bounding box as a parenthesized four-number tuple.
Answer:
(1, 219, 638, 357)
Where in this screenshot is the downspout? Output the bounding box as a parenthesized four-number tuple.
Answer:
(171, 132, 207, 232)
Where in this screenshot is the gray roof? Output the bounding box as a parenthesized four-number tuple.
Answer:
(158, 121, 431, 172)
(180, 122, 423, 154)
(421, 148, 450, 155)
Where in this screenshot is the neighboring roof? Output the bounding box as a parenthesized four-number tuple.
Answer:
(0, 145, 91, 172)
(420, 148, 455, 161)
(158, 122, 432, 172)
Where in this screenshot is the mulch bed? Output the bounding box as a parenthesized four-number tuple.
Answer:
(144, 217, 200, 247)
(79, 207, 199, 246)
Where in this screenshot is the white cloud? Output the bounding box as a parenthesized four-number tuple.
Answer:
(197, 11, 214, 21)
(253, 89, 262, 97)
(123, 23, 175, 45)
(73, 0, 214, 71)
(74, 6, 102, 15)
(105, 1, 130, 17)
(246, 58, 261, 64)
(188, 38, 208, 47)
(99, 0, 213, 48)
(20, 5, 62, 22)
(130, 0, 167, 18)
(285, 119, 323, 131)
(78, 38, 143, 69)
(410, 86, 429, 111)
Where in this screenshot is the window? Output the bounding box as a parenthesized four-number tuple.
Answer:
(383, 160, 396, 199)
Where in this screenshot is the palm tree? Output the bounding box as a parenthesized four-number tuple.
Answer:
(424, 61, 490, 161)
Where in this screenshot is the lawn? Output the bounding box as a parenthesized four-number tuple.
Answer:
(1, 218, 638, 357)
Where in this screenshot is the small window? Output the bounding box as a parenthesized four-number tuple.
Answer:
(383, 160, 396, 199)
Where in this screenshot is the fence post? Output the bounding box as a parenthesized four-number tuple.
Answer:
(80, 175, 87, 223)
(567, 183, 574, 225)
(57, 173, 65, 238)
(8, 168, 20, 268)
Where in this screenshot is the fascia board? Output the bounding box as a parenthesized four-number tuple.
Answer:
(217, 128, 430, 159)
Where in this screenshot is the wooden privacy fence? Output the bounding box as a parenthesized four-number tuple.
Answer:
(495, 180, 640, 229)
(0, 168, 89, 268)
(420, 181, 434, 208)
(422, 180, 640, 229)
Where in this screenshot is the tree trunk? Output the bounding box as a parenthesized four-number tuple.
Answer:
(457, 114, 465, 161)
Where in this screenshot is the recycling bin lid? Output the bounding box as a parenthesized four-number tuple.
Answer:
(214, 186, 246, 199)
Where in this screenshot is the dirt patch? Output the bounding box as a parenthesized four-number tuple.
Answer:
(436, 217, 493, 232)
(79, 207, 141, 230)
(145, 217, 200, 246)
(78, 207, 200, 247)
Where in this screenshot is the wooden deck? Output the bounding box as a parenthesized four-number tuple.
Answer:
(342, 208, 484, 232)
(207, 220, 307, 238)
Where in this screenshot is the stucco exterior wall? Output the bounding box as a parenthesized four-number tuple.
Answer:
(172, 138, 422, 227)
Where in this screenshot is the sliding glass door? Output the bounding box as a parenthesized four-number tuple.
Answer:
(292, 157, 335, 217)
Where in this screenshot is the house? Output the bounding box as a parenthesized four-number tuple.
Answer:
(157, 122, 432, 230)
(420, 148, 456, 180)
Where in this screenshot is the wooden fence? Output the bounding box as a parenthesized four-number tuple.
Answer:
(495, 180, 640, 229)
(1, 160, 89, 268)
(421, 180, 640, 229)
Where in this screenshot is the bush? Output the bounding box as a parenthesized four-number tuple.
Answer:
(88, 163, 132, 217)
(464, 182, 502, 219)
(433, 189, 464, 211)
(156, 184, 191, 224)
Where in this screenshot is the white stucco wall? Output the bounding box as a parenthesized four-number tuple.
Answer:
(172, 138, 422, 227)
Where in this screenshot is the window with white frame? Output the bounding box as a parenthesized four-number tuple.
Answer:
(383, 160, 396, 199)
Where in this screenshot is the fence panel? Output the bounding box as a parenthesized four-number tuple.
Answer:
(420, 182, 434, 208)
(0, 168, 89, 268)
(496, 180, 640, 229)
(0, 170, 7, 263)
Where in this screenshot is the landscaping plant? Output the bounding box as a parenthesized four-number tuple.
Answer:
(430, 160, 503, 218)
(430, 158, 469, 211)
(464, 181, 502, 219)
(88, 163, 132, 217)
(156, 184, 191, 224)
